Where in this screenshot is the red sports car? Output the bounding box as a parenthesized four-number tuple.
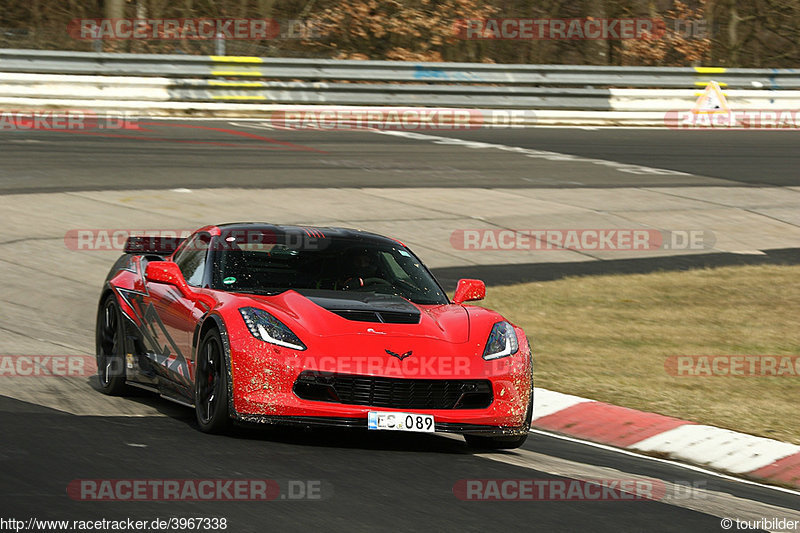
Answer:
(96, 224, 533, 448)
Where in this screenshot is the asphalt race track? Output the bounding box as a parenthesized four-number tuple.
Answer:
(1, 122, 799, 532)
(4, 394, 799, 533)
(1, 121, 794, 194)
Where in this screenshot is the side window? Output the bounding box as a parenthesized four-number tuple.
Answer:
(174, 233, 210, 287)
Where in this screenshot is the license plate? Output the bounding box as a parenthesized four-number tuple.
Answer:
(368, 411, 435, 433)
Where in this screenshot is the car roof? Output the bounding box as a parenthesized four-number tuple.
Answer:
(197, 223, 405, 248)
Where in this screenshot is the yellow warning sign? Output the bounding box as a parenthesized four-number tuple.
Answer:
(692, 80, 729, 114)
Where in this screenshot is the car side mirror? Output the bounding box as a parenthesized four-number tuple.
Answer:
(453, 278, 486, 304)
(145, 261, 191, 296)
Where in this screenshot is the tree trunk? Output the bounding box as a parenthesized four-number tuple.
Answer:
(105, 0, 125, 19)
(727, 0, 740, 65)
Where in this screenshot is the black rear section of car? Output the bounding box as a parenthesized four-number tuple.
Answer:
(124, 235, 186, 255)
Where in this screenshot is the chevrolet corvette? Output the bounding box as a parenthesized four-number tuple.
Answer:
(96, 223, 533, 448)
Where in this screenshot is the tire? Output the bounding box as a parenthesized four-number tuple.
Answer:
(195, 328, 232, 434)
(465, 387, 533, 450)
(95, 294, 130, 395)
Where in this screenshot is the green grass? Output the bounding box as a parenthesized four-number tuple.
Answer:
(477, 264, 800, 444)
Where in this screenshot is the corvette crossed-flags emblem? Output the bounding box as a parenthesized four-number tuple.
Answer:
(385, 349, 413, 361)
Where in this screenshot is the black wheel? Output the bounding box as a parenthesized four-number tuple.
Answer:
(95, 294, 129, 395)
(465, 388, 533, 450)
(195, 329, 232, 434)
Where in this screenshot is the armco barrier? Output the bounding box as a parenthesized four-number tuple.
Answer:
(2, 49, 799, 89)
(1, 49, 799, 124)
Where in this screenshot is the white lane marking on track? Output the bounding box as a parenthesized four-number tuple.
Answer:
(474, 445, 800, 525)
(373, 129, 692, 176)
(229, 121, 293, 131)
(521, 176, 586, 185)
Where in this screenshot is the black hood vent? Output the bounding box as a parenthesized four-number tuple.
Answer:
(328, 309, 419, 324)
(298, 290, 421, 324)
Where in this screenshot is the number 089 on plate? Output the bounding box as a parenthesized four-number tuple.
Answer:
(368, 411, 435, 433)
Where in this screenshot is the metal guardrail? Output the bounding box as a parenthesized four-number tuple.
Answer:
(0, 48, 798, 110)
(2, 48, 799, 87)
(168, 81, 613, 109)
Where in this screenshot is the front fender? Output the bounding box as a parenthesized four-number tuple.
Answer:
(194, 312, 236, 419)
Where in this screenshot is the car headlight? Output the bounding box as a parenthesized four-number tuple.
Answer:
(483, 321, 519, 360)
(239, 307, 306, 351)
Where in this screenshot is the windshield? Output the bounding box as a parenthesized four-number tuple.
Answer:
(211, 231, 448, 305)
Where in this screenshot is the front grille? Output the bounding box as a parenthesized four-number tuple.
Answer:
(293, 371, 493, 410)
